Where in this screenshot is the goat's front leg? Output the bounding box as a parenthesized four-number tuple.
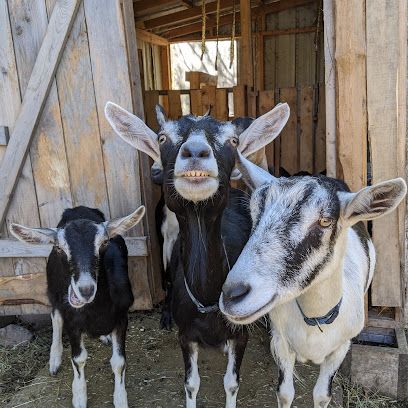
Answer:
(110, 324, 129, 408)
(49, 309, 63, 375)
(179, 334, 200, 408)
(160, 277, 173, 331)
(224, 333, 248, 408)
(313, 341, 350, 408)
(69, 332, 88, 408)
(272, 334, 296, 408)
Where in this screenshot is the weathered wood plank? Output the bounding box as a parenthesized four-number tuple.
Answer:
(215, 89, 228, 121)
(367, 1, 402, 307)
(201, 85, 216, 115)
(299, 85, 313, 173)
(279, 87, 298, 175)
(51, 1, 110, 216)
(233, 86, 247, 118)
(258, 90, 276, 168)
(0, 0, 23, 315)
(0, 237, 149, 258)
(314, 84, 326, 173)
(334, 0, 367, 193)
(135, 28, 168, 47)
(0, 0, 81, 230)
(168, 91, 183, 120)
(264, 13, 277, 90)
(240, 0, 253, 88)
(144, 90, 160, 130)
(10, 0, 73, 230)
(190, 89, 202, 116)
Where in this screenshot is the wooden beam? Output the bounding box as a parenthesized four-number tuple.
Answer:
(0, 237, 149, 258)
(163, 0, 316, 39)
(0, 127, 9, 146)
(240, 0, 253, 87)
(176, 0, 193, 7)
(0, 0, 81, 231)
(134, 0, 183, 14)
(140, 0, 234, 30)
(135, 28, 168, 46)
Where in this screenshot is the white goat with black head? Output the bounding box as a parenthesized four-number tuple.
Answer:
(10, 205, 145, 408)
(105, 101, 289, 408)
(220, 153, 406, 408)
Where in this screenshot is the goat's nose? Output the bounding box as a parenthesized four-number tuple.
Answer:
(181, 143, 211, 159)
(223, 283, 251, 304)
(78, 285, 95, 300)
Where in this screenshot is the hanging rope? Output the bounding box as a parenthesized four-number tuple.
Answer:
(229, 0, 236, 69)
(214, 0, 220, 70)
(314, 0, 323, 53)
(201, 0, 206, 60)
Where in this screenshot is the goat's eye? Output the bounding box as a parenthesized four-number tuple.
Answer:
(56, 246, 65, 254)
(158, 134, 167, 144)
(319, 217, 333, 227)
(101, 240, 109, 248)
(229, 137, 238, 147)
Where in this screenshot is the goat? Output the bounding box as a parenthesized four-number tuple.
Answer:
(151, 116, 267, 331)
(10, 205, 145, 408)
(220, 152, 407, 408)
(105, 102, 290, 408)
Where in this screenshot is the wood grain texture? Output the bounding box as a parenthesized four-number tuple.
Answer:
(258, 90, 276, 168)
(190, 89, 202, 116)
(263, 11, 277, 90)
(334, 0, 367, 194)
(52, 1, 110, 217)
(215, 88, 228, 121)
(279, 87, 298, 175)
(0, 0, 23, 315)
(367, 1, 402, 307)
(299, 85, 313, 173)
(314, 84, 326, 173)
(168, 90, 183, 120)
(201, 85, 216, 115)
(239, 0, 253, 88)
(233, 86, 247, 118)
(0, 0, 81, 230)
(10, 0, 72, 230)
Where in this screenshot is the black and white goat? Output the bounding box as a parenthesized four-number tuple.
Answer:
(10, 205, 145, 408)
(220, 153, 407, 408)
(105, 102, 289, 408)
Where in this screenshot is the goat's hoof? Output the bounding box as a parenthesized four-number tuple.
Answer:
(49, 358, 61, 375)
(159, 312, 171, 331)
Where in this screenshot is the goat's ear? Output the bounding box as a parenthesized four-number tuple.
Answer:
(238, 103, 290, 158)
(105, 206, 146, 238)
(9, 224, 57, 245)
(340, 178, 407, 226)
(155, 104, 167, 127)
(105, 102, 161, 165)
(236, 151, 275, 190)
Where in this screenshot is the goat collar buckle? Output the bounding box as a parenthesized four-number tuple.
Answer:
(184, 277, 219, 314)
(296, 296, 343, 332)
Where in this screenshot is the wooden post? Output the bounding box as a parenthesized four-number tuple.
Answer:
(240, 0, 253, 88)
(323, 0, 336, 178)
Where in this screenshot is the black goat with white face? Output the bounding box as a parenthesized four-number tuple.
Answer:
(10, 205, 145, 408)
(105, 101, 289, 408)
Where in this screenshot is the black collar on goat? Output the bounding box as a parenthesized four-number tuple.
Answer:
(105, 101, 290, 408)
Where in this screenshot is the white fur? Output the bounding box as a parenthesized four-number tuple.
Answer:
(185, 343, 200, 408)
(49, 309, 63, 375)
(110, 330, 128, 408)
(224, 340, 240, 408)
(71, 336, 87, 408)
(161, 206, 179, 270)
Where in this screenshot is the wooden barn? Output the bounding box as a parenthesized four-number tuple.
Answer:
(0, 0, 407, 398)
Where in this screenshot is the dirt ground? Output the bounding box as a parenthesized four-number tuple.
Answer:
(0, 308, 399, 408)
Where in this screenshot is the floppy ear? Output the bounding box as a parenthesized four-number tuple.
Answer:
(10, 224, 57, 245)
(105, 102, 161, 165)
(238, 103, 290, 158)
(236, 151, 276, 191)
(105, 206, 146, 238)
(340, 178, 407, 225)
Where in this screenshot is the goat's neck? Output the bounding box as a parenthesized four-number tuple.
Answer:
(296, 232, 348, 318)
(177, 207, 227, 304)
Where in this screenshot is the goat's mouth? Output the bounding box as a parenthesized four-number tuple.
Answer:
(177, 170, 217, 179)
(68, 285, 86, 308)
(220, 293, 278, 325)
(174, 171, 219, 202)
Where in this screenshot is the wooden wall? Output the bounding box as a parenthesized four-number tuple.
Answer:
(0, 0, 163, 315)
